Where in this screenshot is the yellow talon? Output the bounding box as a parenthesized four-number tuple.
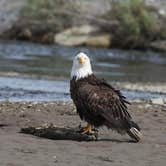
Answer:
(82, 123, 93, 134)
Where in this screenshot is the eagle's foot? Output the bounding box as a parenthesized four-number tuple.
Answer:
(80, 124, 95, 135)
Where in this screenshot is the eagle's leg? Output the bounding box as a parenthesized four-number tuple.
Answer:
(81, 123, 93, 134)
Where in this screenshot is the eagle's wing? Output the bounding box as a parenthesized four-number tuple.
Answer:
(78, 80, 131, 125)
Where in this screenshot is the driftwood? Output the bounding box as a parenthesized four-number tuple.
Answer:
(20, 124, 98, 141)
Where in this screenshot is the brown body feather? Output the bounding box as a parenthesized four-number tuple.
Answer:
(70, 74, 142, 141)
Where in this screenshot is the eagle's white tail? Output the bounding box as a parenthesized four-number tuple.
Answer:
(127, 127, 143, 142)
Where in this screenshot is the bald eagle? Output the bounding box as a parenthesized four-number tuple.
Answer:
(70, 52, 142, 142)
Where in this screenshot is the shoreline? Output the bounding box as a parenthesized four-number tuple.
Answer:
(0, 74, 165, 104)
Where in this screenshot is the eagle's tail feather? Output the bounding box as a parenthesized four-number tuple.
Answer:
(126, 121, 142, 142)
(104, 116, 142, 142)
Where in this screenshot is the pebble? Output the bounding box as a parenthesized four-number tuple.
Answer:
(53, 155, 57, 159)
(150, 98, 165, 105)
(155, 144, 160, 148)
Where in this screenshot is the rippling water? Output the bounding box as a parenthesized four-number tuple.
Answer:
(0, 41, 165, 101)
(0, 76, 166, 102)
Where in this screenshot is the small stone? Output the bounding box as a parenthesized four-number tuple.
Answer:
(53, 155, 57, 159)
(145, 104, 151, 108)
(155, 144, 160, 148)
(27, 104, 33, 108)
(151, 98, 164, 105)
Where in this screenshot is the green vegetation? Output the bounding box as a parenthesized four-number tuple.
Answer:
(21, 0, 77, 32)
(5, 0, 165, 49)
(103, 0, 166, 48)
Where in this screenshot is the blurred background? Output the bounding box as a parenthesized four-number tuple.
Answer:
(0, 0, 165, 103)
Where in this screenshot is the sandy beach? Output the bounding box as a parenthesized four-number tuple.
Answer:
(0, 101, 165, 166)
(0, 0, 165, 165)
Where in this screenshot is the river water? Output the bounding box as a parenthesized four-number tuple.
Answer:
(0, 41, 166, 102)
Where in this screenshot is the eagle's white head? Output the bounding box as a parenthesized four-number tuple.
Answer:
(71, 52, 93, 80)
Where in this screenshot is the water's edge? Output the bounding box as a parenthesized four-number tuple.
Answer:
(0, 76, 165, 103)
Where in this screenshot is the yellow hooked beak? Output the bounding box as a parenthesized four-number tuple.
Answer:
(79, 57, 86, 65)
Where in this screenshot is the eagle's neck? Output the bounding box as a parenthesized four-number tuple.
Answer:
(71, 65, 93, 80)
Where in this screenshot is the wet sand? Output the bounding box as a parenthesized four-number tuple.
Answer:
(0, 101, 166, 166)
